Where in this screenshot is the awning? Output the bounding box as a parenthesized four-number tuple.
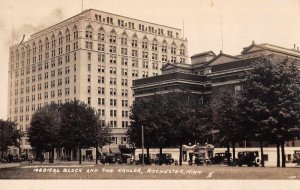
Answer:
(101, 146, 110, 154)
(110, 146, 121, 154)
(206, 144, 214, 150)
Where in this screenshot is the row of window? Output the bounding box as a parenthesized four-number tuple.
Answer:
(95, 13, 179, 39)
(85, 39, 185, 56)
(11, 47, 185, 72)
(12, 113, 129, 129)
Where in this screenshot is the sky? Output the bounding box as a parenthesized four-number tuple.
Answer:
(0, 0, 299, 119)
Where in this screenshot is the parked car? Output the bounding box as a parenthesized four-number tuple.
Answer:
(154, 153, 174, 165)
(194, 153, 212, 166)
(236, 151, 260, 167)
(293, 150, 300, 164)
(19, 155, 28, 162)
(136, 154, 155, 165)
(211, 152, 231, 165)
(100, 154, 116, 164)
(194, 153, 205, 166)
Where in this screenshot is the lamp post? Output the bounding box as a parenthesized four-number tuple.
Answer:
(141, 125, 144, 166)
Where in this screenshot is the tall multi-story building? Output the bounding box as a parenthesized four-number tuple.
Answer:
(7, 9, 188, 154)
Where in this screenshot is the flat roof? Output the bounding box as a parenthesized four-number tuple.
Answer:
(30, 9, 181, 38)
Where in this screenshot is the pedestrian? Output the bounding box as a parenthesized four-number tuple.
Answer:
(29, 155, 33, 163)
(40, 153, 44, 163)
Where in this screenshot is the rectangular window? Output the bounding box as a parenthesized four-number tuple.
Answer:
(109, 55, 117, 64)
(98, 53, 105, 63)
(121, 56, 128, 65)
(98, 43, 105, 51)
(88, 52, 92, 61)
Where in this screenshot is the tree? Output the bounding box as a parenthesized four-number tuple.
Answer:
(127, 94, 171, 164)
(239, 56, 300, 167)
(0, 120, 20, 159)
(28, 104, 62, 163)
(94, 120, 112, 164)
(211, 88, 243, 162)
(160, 91, 212, 165)
(59, 99, 111, 164)
(128, 91, 212, 166)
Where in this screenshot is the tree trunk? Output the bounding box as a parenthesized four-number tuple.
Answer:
(281, 141, 286, 168)
(260, 140, 264, 167)
(51, 147, 54, 163)
(146, 147, 150, 164)
(79, 146, 82, 164)
(159, 147, 163, 165)
(179, 144, 183, 166)
(95, 144, 98, 164)
(232, 142, 236, 161)
(226, 143, 230, 165)
(276, 142, 280, 167)
(48, 150, 51, 163)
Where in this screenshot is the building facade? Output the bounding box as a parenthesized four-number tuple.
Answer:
(7, 9, 188, 154)
(133, 42, 300, 147)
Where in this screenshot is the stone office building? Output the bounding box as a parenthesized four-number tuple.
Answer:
(133, 42, 300, 147)
(7, 9, 188, 155)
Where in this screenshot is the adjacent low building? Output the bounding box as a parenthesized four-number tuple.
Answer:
(133, 41, 300, 147)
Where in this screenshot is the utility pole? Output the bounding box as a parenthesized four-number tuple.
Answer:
(141, 125, 144, 166)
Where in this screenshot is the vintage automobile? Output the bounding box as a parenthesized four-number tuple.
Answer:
(236, 151, 260, 167)
(210, 152, 232, 165)
(100, 154, 116, 164)
(154, 153, 174, 165)
(194, 153, 205, 165)
(187, 144, 214, 166)
(293, 150, 300, 164)
(119, 153, 135, 164)
(136, 154, 155, 165)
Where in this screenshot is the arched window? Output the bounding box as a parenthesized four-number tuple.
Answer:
(58, 31, 63, 46)
(98, 27, 105, 42)
(65, 28, 70, 43)
(171, 42, 177, 55)
(152, 38, 158, 51)
(51, 34, 56, 48)
(180, 44, 185, 56)
(16, 49, 20, 61)
(21, 47, 25, 59)
(73, 25, 78, 39)
(26, 45, 31, 57)
(32, 42, 37, 54)
(161, 40, 168, 53)
(132, 33, 138, 48)
(38, 40, 43, 53)
(109, 29, 117, 43)
(45, 37, 49, 50)
(86, 25, 93, 39)
(121, 31, 127, 46)
(142, 36, 148, 49)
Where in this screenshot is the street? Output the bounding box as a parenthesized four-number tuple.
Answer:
(0, 162, 299, 179)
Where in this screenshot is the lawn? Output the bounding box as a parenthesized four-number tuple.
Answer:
(0, 163, 299, 179)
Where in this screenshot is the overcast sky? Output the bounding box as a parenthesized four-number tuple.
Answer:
(0, 0, 299, 119)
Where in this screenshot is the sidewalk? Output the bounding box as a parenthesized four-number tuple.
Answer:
(0, 163, 21, 169)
